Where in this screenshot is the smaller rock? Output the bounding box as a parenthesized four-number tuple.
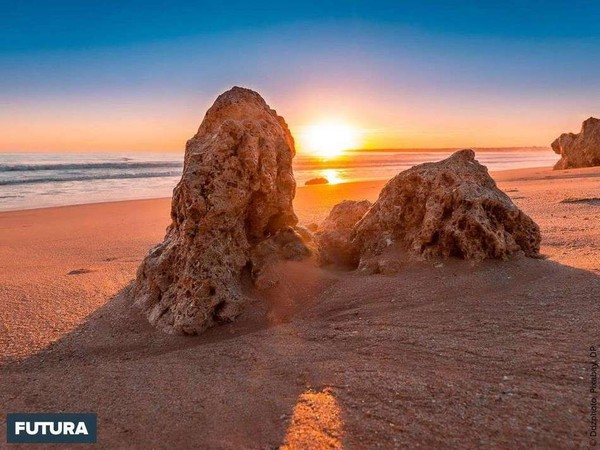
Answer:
(294, 224, 317, 245)
(250, 227, 313, 290)
(315, 200, 371, 266)
(352, 149, 541, 268)
(306, 223, 319, 232)
(552, 117, 600, 169)
(359, 255, 404, 275)
(305, 177, 329, 185)
(68, 268, 94, 275)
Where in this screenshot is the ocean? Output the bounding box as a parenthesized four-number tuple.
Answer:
(0, 148, 558, 211)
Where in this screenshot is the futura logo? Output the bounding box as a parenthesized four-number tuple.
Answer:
(14, 420, 89, 435)
(7, 413, 97, 444)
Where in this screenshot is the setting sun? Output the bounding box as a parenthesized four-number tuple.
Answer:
(299, 120, 361, 159)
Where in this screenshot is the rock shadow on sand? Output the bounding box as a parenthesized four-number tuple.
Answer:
(2, 256, 599, 448)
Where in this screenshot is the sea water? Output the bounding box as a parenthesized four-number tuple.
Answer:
(0, 148, 558, 211)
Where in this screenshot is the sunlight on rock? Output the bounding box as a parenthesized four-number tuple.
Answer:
(280, 388, 343, 450)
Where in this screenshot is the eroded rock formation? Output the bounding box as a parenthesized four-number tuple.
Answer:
(552, 117, 600, 169)
(132, 87, 310, 334)
(315, 200, 371, 266)
(350, 150, 541, 269)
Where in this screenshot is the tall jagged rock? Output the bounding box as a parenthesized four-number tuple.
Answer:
(132, 87, 308, 334)
(351, 149, 541, 270)
(552, 117, 600, 169)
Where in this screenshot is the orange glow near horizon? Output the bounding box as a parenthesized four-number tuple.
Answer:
(0, 91, 566, 153)
(0, 113, 556, 153)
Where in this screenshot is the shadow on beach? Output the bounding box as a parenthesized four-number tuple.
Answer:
(1, 255, 599, 448)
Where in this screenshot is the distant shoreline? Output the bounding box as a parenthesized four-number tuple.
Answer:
(0, 165, 562, 214)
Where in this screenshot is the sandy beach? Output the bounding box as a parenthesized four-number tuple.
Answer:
(1, 165, 599, 448)
(4, 2, 600, 447)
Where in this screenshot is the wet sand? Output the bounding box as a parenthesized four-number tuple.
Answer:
(1, 166, 599, 448)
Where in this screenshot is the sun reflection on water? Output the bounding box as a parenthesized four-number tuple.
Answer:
(321, 169, 343, 185)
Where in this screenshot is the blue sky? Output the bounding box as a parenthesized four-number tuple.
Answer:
(2, 1, 600, 151)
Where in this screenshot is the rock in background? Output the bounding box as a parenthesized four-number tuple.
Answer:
(552, 117, 600, 169)
(132, 87, 309, 335)
(315, 200, 371, 266)
(305, 177, 329, 185)
(349, 150, 541, 270)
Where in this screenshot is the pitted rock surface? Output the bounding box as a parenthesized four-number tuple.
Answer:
(552, 117, 600, 169)
(132, 87, 306, 334)
(351, 150, 541, 268)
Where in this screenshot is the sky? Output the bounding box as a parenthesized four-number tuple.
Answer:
(1, 0, 600, 152)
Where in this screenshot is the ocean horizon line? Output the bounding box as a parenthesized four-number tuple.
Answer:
(0, 146, 552, 155)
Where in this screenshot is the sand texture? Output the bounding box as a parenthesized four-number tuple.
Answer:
(1, 166, 600, 448)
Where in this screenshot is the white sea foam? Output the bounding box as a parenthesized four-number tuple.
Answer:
(0, 149, 558, 211)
